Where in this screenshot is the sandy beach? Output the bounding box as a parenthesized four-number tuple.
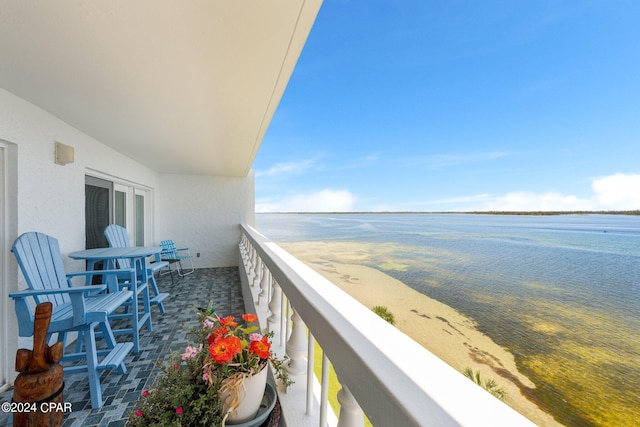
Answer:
(279, 241, 563, 427)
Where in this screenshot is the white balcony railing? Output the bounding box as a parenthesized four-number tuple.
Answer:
(239, 224, 536, 427)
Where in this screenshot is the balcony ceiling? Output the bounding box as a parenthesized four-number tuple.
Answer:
(0, 1, 321, 176)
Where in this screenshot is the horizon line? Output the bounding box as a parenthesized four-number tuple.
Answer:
(256, 210, 640, 216)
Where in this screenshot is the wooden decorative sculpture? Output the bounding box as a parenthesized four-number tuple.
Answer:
(13, 302, 65, 427)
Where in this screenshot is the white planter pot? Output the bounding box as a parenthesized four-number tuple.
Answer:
(221, 365, 268, 424)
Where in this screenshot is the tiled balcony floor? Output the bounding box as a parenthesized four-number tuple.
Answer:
(0, 267, 245, 426)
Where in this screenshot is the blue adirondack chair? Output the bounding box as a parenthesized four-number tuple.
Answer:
(160, 239, 194, 278)
(104, 224, 170, 313)
(9, 232, 135, 409)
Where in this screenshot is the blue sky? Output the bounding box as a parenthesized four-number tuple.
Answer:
(254, 1, 640, 212)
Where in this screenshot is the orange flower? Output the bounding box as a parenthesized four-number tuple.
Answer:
(207, 326, 230, 345)
(242, 313, 258, 323)
(213, 326, 230, 338)
(209, 335, 242, 364)
(219, 316, 238, 328)
(249, 336, 271, 359)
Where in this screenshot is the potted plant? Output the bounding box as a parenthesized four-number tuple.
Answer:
(127, 306, 291, 426)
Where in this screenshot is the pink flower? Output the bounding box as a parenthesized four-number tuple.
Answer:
(135, 409, 143, 417)
(141, 390, 149, 397)
(202, 365, 211, 382)
(176, 406, 183, 415)
(202, 319, 215, 329)
(249, 333, 263, 342)
(182, 345, 199, 360)
(173, 364, 179, 370)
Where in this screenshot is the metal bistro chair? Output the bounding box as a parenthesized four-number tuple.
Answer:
(104, 224, 170, 314)
(160, 239, 195, 280)
(9, 232, 135, 408)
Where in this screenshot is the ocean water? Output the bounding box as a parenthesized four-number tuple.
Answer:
(256, 213, 640, 427)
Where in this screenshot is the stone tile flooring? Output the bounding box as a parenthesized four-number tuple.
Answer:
(0, 267, 245, 426)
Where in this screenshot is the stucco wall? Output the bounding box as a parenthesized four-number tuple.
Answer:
(0, 88, 160, 267)
(159, 172, 255, 268)
(0, 88, 257, 385)
(0, 88, 163, 383)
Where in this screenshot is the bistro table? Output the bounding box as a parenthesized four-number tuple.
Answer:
(68, 246, 162, 352)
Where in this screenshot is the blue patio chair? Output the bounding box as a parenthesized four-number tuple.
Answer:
(9, 232, 135, 409)
(160, 239, 195, 278)
(104, 224, 170, 313)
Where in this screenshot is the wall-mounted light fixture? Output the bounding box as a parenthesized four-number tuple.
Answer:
(54, 141, 74, 165)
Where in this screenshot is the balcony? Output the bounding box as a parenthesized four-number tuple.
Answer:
(240, 224, 536, 427)
(1, 224, 535, 426)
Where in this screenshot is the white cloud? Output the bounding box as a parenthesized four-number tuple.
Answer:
(257, 173, 640, 213)
(256, 189, 357, 213)
(421, 173, 640, 212)
(255, 159, 315, 178)
(591, 173, 640, 209)
(466, 173, 640, 211)
(480, 191, 590, 211)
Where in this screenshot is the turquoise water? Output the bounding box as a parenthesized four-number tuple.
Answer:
(256, 213, 640, 427)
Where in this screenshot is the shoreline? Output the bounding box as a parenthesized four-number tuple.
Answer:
(280, 241, 564, 427)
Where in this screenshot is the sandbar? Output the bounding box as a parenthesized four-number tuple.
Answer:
(279, 241, 563, 427)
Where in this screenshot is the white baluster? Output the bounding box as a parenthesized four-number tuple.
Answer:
(306, 332, 315, 415)
(252, 256, 263, 289)
(320, 353, 330, 427)
(239, 241, 245, 263)
(244, 241, 251, 268)
(240, 246, 249, 270)
(253, 258, 263, 304)
(259, 264, 270, 308)
(247, 245, 257, 284)
(286, 308, 307, 375)
(281, 296, 289, 347)
(336, 381, 364, 427)
(240, 236, 249, 266)
(257, 267, 270, 323)
(267, 280, 282, 335)
(251, 244, 258, 268)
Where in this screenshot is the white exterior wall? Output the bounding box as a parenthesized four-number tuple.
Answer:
(0, 88, 256, 387)
(0, 88, 161, 257)
(0, 88, 161, 386)
(159, 172, 255, 268)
